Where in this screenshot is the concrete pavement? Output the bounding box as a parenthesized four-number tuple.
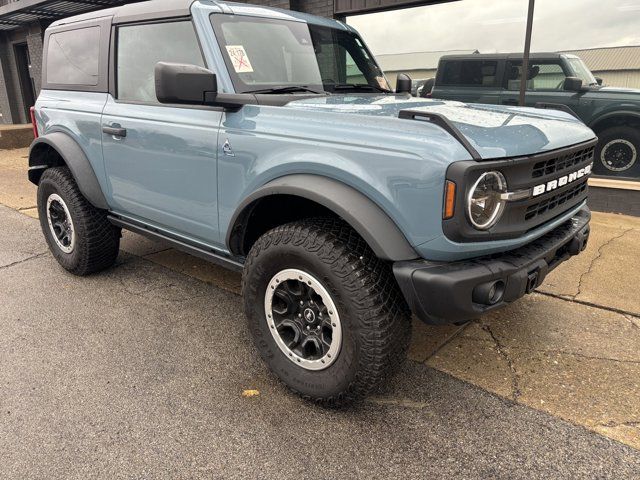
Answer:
(2, 203, 640, 479)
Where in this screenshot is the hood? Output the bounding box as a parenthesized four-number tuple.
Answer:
(597, 86, 640, 94)
(286, 95, 595, 159)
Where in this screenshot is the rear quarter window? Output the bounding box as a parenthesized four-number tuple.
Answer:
(46, 26, 100, 86)
(440, 60, 498, 87)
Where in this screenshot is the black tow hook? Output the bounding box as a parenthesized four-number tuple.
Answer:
(525, 270, 539, 294)
(568, 226, 590, 255)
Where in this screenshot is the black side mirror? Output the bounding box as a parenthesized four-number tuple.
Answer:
(563, 76, 583, 92)
(595, 77, 603, 86)
(396, 73, 412, 94)
(155, 62, 217, 105)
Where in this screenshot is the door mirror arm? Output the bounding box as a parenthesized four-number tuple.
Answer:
(204, 92, 256, 110)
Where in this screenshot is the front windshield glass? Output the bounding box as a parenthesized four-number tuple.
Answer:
(567, 58, 598, 86)
(210, 14, 390, 94)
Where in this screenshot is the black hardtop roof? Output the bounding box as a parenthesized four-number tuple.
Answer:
(439, 52, 573, 62)
(50, 0, 196, 27)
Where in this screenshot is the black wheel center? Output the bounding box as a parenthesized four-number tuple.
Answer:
(303, 307, 316, 324)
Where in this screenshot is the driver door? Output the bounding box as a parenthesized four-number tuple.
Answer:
(101, 19, 223, 245)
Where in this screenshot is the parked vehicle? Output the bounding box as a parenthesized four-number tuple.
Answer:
(29, 0, 595, 405)
(432, 52, 640, 178)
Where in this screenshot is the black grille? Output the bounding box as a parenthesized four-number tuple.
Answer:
(532, 146, 595, 179)
(525, 181, 588, 221)
(443, 139, 597, 243)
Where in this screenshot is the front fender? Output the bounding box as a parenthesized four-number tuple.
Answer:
(29, 132, 109, 210)
(588, 109, 640, 130)
(227, 174, 419, 261)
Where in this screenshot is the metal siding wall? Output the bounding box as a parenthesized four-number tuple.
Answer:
(592, 70, 640, 89)
(335, 0, 453, 15)
(384, 68, 437, 86)
(235, 0, 337, 18)
(244, 0, 292, 8)
(293, 0, 335, 17)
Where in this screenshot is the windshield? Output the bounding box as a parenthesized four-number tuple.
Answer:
(210, 14, 391, 94)
(566, 58, 598, 86)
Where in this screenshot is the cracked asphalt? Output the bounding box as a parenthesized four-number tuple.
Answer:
(2, 147, 640, 477)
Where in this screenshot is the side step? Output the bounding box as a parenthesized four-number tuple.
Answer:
(108, 215, 244, 272)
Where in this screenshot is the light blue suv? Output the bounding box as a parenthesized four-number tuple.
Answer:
(29, 0, 595, 405)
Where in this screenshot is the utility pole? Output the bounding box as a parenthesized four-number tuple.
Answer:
(519, 0, 535, 106)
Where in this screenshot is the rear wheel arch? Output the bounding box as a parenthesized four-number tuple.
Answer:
(29, 132, 109, 210)
(226, 175, 418, 262)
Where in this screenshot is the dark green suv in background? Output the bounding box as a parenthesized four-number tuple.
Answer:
(431, 53, 640, 179)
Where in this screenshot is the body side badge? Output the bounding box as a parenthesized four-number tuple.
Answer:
(223, 138, 235, 157)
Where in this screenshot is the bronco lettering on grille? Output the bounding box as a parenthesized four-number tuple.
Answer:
(532, 163, 592, 197)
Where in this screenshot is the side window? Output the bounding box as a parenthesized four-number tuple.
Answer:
(117, 21, 205, 103)
(506, 62, 567, 91)
(46, 26, 100, 86)
(440, 60, 498, 87)
(316, 43, 365, 84)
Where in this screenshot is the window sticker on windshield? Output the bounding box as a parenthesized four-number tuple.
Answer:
(226, 45, 254, 73)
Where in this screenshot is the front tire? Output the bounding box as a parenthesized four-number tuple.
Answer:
(594, 126, 640, 177)
(242, 218, 411, 406)
(37, 167, 120, 276)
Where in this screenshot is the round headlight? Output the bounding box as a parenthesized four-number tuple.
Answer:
(467, 171, 507, 230)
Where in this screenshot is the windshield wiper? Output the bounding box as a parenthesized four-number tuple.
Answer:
(331, 83, 391, 93)
(245, 85, 326, 95)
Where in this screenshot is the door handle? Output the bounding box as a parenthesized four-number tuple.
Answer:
(502, 99, 519, 106)
(102, 125, 127, 137)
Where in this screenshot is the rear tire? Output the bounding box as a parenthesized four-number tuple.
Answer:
(594, 126, 640, 177)
(37, 167, 120, 276)
(242, 218, 411, 407)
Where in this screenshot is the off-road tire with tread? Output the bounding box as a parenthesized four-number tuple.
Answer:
(242, 218, 412, 407)
(37, 166, 120, 275)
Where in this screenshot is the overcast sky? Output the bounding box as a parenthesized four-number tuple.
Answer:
(347, 0, 640, 55)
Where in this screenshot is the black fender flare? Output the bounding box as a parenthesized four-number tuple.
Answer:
(226, 174, 419, 261)
(28, 132, 109, 210)
(589, 110, 640, 132)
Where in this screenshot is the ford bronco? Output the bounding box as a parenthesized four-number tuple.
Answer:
(29, 0, 595, 405)
(432, 52, 640, 179)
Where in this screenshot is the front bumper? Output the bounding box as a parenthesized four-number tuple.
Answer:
(393, 206, 591, 325)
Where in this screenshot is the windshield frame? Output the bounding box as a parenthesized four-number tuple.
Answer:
(565, 57, 598, 87)
(209, 13, 391, 95)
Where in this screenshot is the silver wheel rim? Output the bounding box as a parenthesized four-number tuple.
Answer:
(46, 193, 75, 254)
(601, 139, 637, 172)
(264, 268, 342, 371)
